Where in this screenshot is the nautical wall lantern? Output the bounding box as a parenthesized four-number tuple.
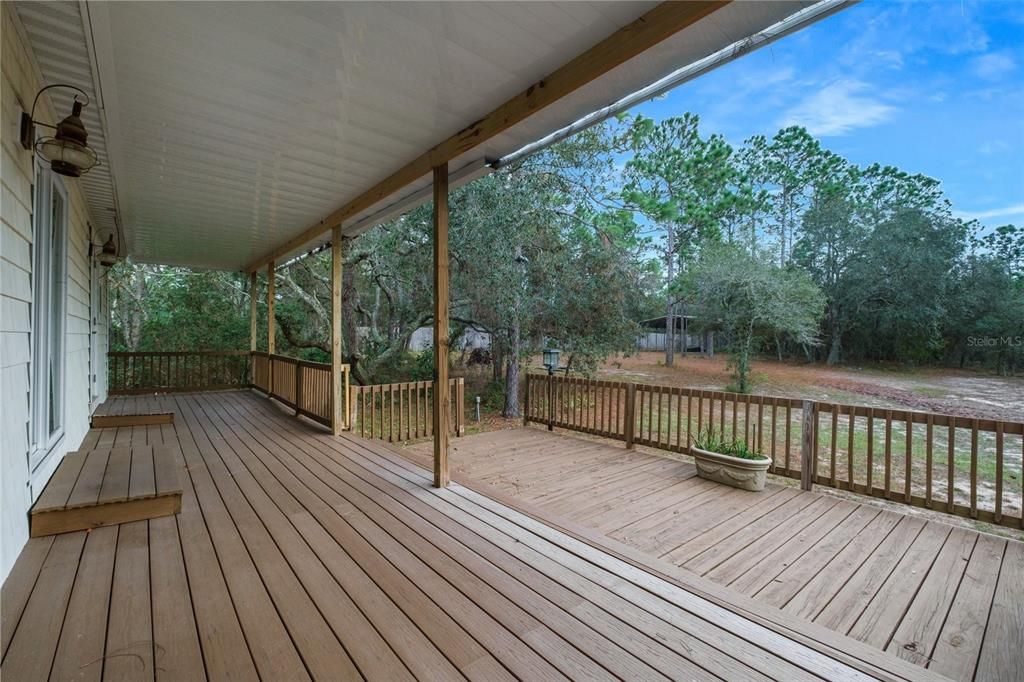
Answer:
(542, 348, 561, 375)
(93, 235, 118, 267)
(20, 84, 99, 177)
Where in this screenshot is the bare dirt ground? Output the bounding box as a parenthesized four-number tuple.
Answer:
(598, 352, 1024, 423)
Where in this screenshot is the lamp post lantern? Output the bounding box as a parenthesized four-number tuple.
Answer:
(542, 348, 561, 376)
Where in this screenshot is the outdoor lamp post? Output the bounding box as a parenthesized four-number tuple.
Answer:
(542, 348, 561, 431)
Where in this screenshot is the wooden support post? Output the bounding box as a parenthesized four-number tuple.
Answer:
(547, 374, 554, 431)
(523, 373, 531, 426)
(331, 226, 344, 436)
(624, 383, 637, 449)
(249, 272, 257, 352)
(294, 362, 302, 416)
(801, 400, 816, 491)
(249, 271, 257, 386)
(266, 261, 276, 354)
(267, 260, 276, 393)
(432, 163, 450, 488)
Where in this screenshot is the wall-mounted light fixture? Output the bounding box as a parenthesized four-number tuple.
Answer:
(20, 84, 99, 178)
(92, 235, 118, 267)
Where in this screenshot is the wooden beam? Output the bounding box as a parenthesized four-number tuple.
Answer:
(91, 413, 174, 428)
(266, 260, 276, 355)
(331, 226, 344, 436)
(249, 271, 257, 352)
(432, 163, 450, 488)
(245, 1, 728, 272)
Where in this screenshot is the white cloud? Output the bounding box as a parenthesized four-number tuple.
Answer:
(955, 203, 1024, 221)
(979, 140, 1010, 155)
(780, 80, 896, 137)
(972, 52, 1016, 80)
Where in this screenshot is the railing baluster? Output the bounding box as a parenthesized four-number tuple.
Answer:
(995, 420, 1003, 523)
(847, 408, 855, 491)
(970, 418, 979, 518)
(884, 410, 893, 499)
(905, 413, 913, 503)
(866, 412, 875, 493)
(831, 405, 838, 487)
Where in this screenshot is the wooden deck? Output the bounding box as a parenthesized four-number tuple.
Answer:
(407, 427, 1023, 682)
(0, 391, 949, 681)
(29, 444, 182, 537)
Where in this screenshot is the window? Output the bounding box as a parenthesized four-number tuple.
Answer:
(30, 164, 68, 469)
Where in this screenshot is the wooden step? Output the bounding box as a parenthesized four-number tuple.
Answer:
(90, 412, 174, 428)
(30, 445, 183, 537)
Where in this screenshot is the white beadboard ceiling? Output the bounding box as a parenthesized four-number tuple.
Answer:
(16, 1, 814, 271)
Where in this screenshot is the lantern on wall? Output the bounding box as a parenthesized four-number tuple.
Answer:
(20, 84, 100, 177)
(93, 235, 118, 267)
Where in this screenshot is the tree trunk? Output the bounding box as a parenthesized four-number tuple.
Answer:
(503, 321, 521, 418)
(735, 336, 752, 394)
(126, 269, 147, 351)
(826, 313, 841, 366)
(665, 223, 676, 367)
(341, 246, 359, 359)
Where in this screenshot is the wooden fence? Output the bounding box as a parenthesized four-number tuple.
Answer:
(110, 351, 350, 430)
(351, 378, 465, 442)
(251, 352, 350, 428)
(108, 351, 251, 394)
(524, 373, 1024, 529)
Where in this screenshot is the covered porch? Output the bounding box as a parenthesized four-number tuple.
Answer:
(5, 1, 977, 680)
(2, 389, 939, 681)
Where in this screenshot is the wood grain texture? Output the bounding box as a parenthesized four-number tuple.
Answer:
(1, 389, 962, 682)
(433, 163, 450, 488)
(91, 413, 174, 428)
(408, 425, 1023, 682)
(30, 445, 182, 537)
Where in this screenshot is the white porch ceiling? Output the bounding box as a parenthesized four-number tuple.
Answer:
(16, 1, 816, 271)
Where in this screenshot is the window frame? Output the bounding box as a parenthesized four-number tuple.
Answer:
(29, 163, 69, 471)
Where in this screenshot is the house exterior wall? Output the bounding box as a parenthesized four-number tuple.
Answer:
(1, 4, 107, 581)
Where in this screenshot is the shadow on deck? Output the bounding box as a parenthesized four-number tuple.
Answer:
(0, 390, 958, 681)
(406, 426, 1023, 682)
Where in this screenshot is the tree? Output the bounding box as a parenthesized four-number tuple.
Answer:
(791, 155, 863, 364)
(842, 208, 968, 363)
(617, 113, 736, 366)
(682, 245, 825, 392)
(109, 262, 250, 352)
(741, 127, 822, 267)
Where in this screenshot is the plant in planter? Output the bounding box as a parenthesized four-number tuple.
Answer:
(690, 426, 771, 492)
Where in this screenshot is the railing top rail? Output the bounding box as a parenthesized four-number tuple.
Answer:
(530, 372, 1023, 435)
(108, 350, 251, 357)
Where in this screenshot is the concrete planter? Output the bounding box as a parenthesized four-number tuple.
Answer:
(692, 447, 770, 492)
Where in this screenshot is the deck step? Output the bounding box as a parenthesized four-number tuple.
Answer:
(90, 412, 174, 428)
(30, 445, 183, 537)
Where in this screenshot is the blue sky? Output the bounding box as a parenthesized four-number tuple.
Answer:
(631, 0, 1024, 230)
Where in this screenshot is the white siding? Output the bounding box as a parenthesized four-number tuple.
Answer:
(1, 3, 107, 581)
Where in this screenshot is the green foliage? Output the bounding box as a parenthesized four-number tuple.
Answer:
(409, 349, 435, 382)
(683, 245, 826, 392)
(108, 263, 251, 352)
(692, 425, 768, 461)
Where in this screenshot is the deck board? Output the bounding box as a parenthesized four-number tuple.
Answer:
(3, 391, 947, 681)
(409, 425, 1023, 682)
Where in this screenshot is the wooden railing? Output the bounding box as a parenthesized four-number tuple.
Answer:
(524, 373, 1024, 529)
(109, 351, 350, 430)
(108, 351, 251, 394)
(351, 378, 465, 442)
(251, 352, 350, 429)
